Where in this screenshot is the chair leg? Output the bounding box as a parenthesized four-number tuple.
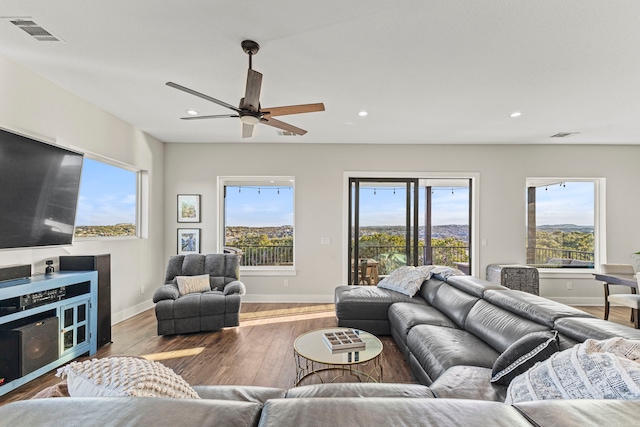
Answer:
(634, 309, 639, 329)
(632, 309, 636, 324)
(603, 283, 610, 320)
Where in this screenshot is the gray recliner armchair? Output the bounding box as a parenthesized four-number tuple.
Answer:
(153, 253, 246, 335)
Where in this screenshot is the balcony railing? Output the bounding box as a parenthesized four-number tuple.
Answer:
(231, 245, 294, 267)
(528, 247, 594, 267)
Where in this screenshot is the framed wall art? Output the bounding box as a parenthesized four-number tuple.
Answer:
(177, 228, 200, 254)
(177, 194, 201, 222)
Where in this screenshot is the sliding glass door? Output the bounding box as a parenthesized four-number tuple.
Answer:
(348, 177, 472, 284)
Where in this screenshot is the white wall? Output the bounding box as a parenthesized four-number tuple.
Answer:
(165, 142, 640, 305)
(0, 55, 165, 323)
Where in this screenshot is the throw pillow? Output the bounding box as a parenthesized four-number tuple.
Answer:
(505, 337, 640, 404)
(377, 266, 432, 297)
(56, 356, 200, 399)
(491, 330, 559, 385)
(176, 274, 210, 296)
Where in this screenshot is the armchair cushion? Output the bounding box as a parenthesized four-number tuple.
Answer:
(153, 284, 180, 302)
(224, 280, 246, 296)
(176, 274, 211, 296)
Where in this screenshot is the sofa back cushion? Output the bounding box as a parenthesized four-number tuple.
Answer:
(165, 254, 240, 287)
(483, 289, 594, 328)
(430, 283, 480, 328)
(465, 300, 549, 353)
(418, 277, 446, 304)
(446, 276, 509, 297)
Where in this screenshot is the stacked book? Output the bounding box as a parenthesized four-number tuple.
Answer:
(322, 329, 366, 353)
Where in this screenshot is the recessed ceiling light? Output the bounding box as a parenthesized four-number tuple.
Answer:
(358, 111, 368, 117)
(510, 111, 522, 118)
(186, 109, 199, 115)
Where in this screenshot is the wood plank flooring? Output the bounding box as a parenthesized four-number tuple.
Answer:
(0, 303, 633, 406)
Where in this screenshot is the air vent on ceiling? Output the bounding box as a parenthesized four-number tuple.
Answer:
(277, 131, 299, 136)
(5, 18, 62, 42)
(550, 132, 579, 138)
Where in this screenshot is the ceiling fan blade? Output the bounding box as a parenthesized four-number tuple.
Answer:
(262, 103, 325, 117)
(242, 123, 255, 138)
(166, 82, 240, 112)
(241, 69, 262, 112)
(261, 117, 307, 136)
(180, 114, 239, 120)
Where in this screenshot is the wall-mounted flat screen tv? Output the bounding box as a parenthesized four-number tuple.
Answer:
(0, 128, 84, 250)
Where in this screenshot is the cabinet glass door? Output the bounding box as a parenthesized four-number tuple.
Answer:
(61, 299, 89, 354)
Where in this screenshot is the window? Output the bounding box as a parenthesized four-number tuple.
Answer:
(74, 158, 139, 238)
(219, 177, 295, 270)
(526, 178, 605, 270)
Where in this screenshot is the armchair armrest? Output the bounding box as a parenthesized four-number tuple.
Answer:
(153, 284, 180, 302)
(223, 280, 246, 296)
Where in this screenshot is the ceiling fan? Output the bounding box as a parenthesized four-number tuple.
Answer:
(166, 40, 325, 138)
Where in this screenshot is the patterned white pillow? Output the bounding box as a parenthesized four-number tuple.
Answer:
(377, 266, 432, 297)
(176, 274, 210, 295)
(57, 357, 200, 399)
(505, 337, 640, 403)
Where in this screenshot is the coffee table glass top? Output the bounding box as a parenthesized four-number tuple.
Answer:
(294, 327, 383, 365)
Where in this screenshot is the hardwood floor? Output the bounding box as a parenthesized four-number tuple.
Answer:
(0, 303, 633, 406)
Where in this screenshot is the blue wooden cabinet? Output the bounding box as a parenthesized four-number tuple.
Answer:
(0, 271, 98, 396)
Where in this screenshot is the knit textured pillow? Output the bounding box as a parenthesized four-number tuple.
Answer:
(176, 274, 210, 295)
(377, 266, 432, 297)
(57, 357, 200, 399)
(505, 337, 640, 404)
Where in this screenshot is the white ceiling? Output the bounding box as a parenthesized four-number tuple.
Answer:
(1, 1, 640, 145)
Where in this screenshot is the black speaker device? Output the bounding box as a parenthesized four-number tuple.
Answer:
(0, 264, 31, 283)
(0, 317, 59, 382)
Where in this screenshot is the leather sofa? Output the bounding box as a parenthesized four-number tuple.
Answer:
(153, 254, 246, 335)
(335, 273, 640, 397)
(2, 383, 640, 426)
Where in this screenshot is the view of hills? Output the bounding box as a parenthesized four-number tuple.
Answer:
(74, 223, 136, 237)
(225, 225, 294, 242)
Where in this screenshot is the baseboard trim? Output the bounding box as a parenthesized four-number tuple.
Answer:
(112, 299, 154, 325)
(242, 294, 334, 303)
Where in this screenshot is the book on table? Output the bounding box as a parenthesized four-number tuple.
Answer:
(322, 329, 366, 352)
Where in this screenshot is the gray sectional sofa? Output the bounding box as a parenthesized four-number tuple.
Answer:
(335, 273, 640, 400)
(3, 382, 640, 426)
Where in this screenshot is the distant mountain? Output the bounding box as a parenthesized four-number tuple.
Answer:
(537, 224, 594, 234)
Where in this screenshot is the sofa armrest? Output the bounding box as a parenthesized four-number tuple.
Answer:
(223, 280, 246, 296)
(153, 284, 180, 302)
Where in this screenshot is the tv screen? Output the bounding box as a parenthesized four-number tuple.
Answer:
(0, 128, 84, 249)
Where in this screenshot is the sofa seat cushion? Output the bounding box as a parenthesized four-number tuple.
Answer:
(335, 285, 427, 321)
(407, 325, 500, 381)
(285, 383, 434, 399)
(259, 397, 532, 427)
(429, 365, 507, 402)
(388, 303, 458, 344)
(192, 385, 286, 403)
(0, 397, 262, 427)
(483, 289, 595, 328)
(513, 399, 640, 427)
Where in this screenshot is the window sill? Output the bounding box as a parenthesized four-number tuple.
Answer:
(240, 268, 297, 277)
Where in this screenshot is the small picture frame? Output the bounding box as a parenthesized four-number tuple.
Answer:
(177, 228, 200, 254)
(177, 194, 201, 223)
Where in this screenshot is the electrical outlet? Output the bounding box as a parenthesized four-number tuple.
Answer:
(284, 279, 289, 287)
(567, 282, 573, 290)
(140, 285, 145, 294)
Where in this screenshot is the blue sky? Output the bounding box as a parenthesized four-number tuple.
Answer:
(75, 158, 137, 226)
(534, 181, 594, 226)
(225, 185, 294, 227)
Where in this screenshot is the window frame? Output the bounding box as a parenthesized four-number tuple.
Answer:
(217, 176, 296, 276)
(525, 177, 606, 277)
(74, 155, 142, 241)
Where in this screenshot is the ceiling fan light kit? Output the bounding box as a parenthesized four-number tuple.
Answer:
(167, 40, 324, 138)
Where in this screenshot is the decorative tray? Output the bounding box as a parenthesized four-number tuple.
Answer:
(322, 329, 366, 352)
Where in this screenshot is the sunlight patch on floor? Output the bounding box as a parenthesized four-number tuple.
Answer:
(241, 304, 334, 321)
(142, 347, 205, 361)
(239, 310, 335, 327)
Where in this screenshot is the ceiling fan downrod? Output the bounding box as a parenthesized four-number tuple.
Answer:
(241, 40, 260, 70)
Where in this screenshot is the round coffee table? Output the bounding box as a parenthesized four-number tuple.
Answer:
(293, 327, 383, 386)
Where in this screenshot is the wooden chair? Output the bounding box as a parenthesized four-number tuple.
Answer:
(601, 263, 636, 323)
